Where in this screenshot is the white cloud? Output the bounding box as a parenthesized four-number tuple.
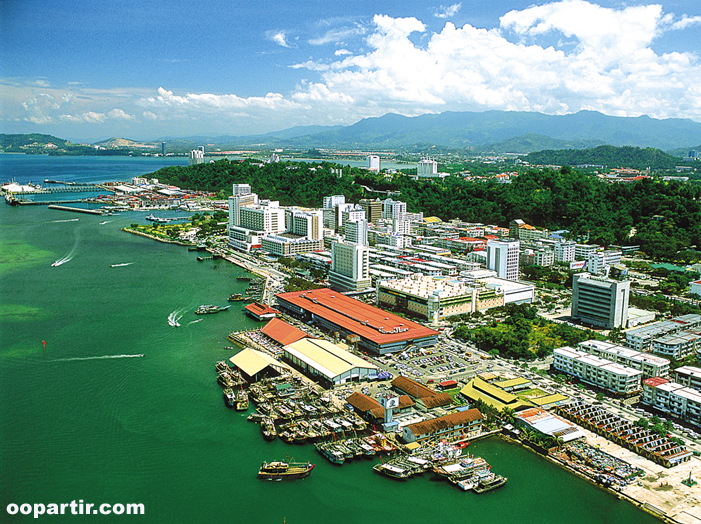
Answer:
(107, 108, 134, 120)
(266, 30, 291, 48)
(668, 14, 701, 31)
(434, 3, 462, 19)
(309, 24, 366, 45)
(142, 111, 158, 120)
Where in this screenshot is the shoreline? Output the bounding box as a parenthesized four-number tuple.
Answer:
(121, 227, 193, 246)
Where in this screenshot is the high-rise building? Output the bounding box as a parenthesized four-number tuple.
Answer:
(189, 149, 204, 165)
(290, 210, 323, 240)
(328, 241, 371, 292)
(238, 202, 285, 234)
(161, 142, 166, 155)
(344, 219, 368, 246)
(417, 158, 438, 177)
(367, 155, 380, 172)
(232, 184, 251, 196)
(228, 192, 258, 228)
(572, 273, 630, 329)
(382, 199, 406, 222)
(359, 199, 383, 224)
(323, 195, 346, 209)
(486, 240, 520, 280)
(554, 241, 576, 263)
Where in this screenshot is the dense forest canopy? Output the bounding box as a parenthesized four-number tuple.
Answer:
(524, 145, 688, 170)
(151, 159, 701, 260)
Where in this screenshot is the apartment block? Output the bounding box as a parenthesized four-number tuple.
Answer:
(553, 346, 642, 395)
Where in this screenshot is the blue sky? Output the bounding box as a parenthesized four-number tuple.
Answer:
(2, 0, 701, 142)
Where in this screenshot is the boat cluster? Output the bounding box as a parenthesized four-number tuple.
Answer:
(316, 433, 397, 464)
(196, 304, 230, 315)
(229, 277, 265, 303)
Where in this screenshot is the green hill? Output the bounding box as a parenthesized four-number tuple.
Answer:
(524, 145, 682, 170)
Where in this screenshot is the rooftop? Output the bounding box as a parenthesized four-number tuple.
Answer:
(283, 338, 378, 380)
(260, 318, 309, 346)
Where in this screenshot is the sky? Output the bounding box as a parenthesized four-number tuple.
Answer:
(2, 0, 701, 142)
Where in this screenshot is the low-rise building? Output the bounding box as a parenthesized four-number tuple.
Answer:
(674, 366, 701, 391)
(553, 346, 642, 395)
(642, 378, 701, 426)
(515, 407, 586, 443)
(652, 331, 701, 360)
(402, 408, 483, 443)
(577, 340, 669, 378)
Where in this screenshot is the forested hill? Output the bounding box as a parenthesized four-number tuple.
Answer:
(524, 145, 682, 170)
(0, 133, 71, 152)
(152, 159, 701, 260)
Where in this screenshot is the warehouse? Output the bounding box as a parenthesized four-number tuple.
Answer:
(228, 348, 291, 383)
(275, 288, 439, 355)
(282, 338, 379, 387)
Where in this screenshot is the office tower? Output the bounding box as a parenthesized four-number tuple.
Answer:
(328, 241, 371, 292)
(486, 240, 520, 280)
(572, 273, 630, 329)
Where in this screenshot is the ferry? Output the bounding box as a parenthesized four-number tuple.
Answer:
(257, 460, 315, 480)
(195, 304, 231, 315)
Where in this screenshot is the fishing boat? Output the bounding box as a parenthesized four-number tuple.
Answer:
(257, 460, 315, 480)
(261, 418, 277, 441)
(235, 390, 249, 411)
(373, 462, 411, 480)
(228, 293, 245, 302)
(472, 471, 507, 493)
(223, 388, 235, 407)
(315, 442, 345, 465)
(195, 304, 231, 315)
(237, 276, 252, 281)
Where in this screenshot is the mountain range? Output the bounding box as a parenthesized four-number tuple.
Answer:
(158, 110, 701, 155)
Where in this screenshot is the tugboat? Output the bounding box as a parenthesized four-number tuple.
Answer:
(257, 460, 315, 480)
(195, 304, 231, 315)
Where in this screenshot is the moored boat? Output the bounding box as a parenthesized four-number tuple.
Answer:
(223, 388, 235, 407)
(472, 472, 507, 493)
(373, 462, 411, 480)
(257, 460, 315, 480)
(235, 390, 249, 411)
(195, 304, 231, 315)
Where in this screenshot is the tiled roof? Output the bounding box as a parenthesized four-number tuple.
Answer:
(406, 408, 482, 437)
(260, 318, 309, 346)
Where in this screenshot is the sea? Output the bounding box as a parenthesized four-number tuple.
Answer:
(0, 154, 658, 523)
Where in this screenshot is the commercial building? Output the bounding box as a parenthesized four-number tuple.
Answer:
(577, 340, 669, 378)
(571, 273, 630, 329)
(402, 409, 483, 443)
(328, 241, 372, 292)
(260, 234, 324, 256)
(486, 240, 520, 280)
(346, 392, 414, 423)
(359, 199, 383, 224)
(554, 241, 576, 263)
(509, 219, 549, 241)
(344, 218, 368, 246)
(228, 348, 291, 383)
(674, 366, 701, 390)
(515, 408, 586, 443)
(642, 377, 701, 427)
(460, 376, 533, 412)
(275, 288, 439, 355)
(282, 338, 379, 387)
(390, 376, 453, 410)
(553, 346, 643, 395)
(382, 199, 407, 222)
(575, 244, 599, 260)
(417, 158, 438, 177)
(652, 331, 701, 360)
(367, 155, 380, 171)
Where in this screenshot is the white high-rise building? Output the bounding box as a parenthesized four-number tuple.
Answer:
(232, 184, 251, 196)
(238, 203, 285, 234)
(554, 241, 576, 263)
(344, 219, 368, 246)
(382, 198, 407, 222)
(291, 210, 323, 240)
(323, 195, 346, 209)
(572, 273, 630, 329)
(417, 158, 438, 177)
(329, 241, 371, 292)
(486, 240, 520, 281)
(367, 155, 380, 172)
(189, 149, 204, 165)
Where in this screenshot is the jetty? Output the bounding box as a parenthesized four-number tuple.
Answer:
(48, 205, 104, 215)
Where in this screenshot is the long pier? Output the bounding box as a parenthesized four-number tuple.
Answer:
(19, 199, 86, 206)
(47, 205, 104, 215)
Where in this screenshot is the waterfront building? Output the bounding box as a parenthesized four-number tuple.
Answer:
(161, 142, 166, 155)
(577, 340, 669, 378)
(228, 191, 259, 228)
(274, 288, 439, 355)
(417, 158, 438, 178)
(228, 347, 291, 383)
(391, 376, 453, 409)
(674, 366, 701, 391)
(260, 235, 325, 256)
(238, 203, 285, 234)
(243, 302, 279, 321)
(460, 376, 533, 412)
(642, 377, 701, 427)
(328, 241, 372, 292)
(367, 155, 380, 171)
(515, 408, 586, 443)
(486, 239, 520, 280)
(402, 408, 483, 443)
(571, 273, 630, 329)
(281, 338, 379, 387)
(553, 346, 642, 395)
(259, 318, 309, 347)
(346, 392, 414, 423)
(359, 198, 383, 224)
(188, 149, 204, 165)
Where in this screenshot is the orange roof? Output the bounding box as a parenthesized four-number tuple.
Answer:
(244, 302, 279, 317)
(260, 318, 310, 346)
(392, 376, 437, 399)
(644, 377, 669, 388)
(275, 288, 438, 345)
(347, 392, 414, 419)
(406, 409, 482, 437)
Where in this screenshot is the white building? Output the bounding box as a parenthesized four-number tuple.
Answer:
(328, 241, 372, 292)
(554, 241, 576, 263)
(577, 340, 669, 378)
(486, 239, 520, 281)
(575, 244, 599, 260)
(553, 346, 643, 395)
(642, 378, 701, 426)
(417, 158, 438, 177)
(367, 155, 380, 172)
(289, 209, 323, 240)
(571, 273, 630, 329)
(232, 183, 251, 196)
(344, 218, 368, 246)
(382, 199, 407, 222)
(674, 366, 701, 391)
(188, 149, 204, 165)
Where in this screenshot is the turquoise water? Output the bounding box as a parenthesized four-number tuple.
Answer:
(0, 156, 658, 523)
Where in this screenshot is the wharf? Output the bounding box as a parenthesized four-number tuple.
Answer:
(19, 199, 85, 206)
(47, 205, 104, 215)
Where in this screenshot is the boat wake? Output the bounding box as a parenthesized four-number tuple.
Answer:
(51, 354, 145, 362)
(52, 218, 80, 223)
(51, 256, 72, 267)
(168, 309, 185, 327)
(188, 319, 203, 325)
(99, 220, 112, 225)
(110, 262, 132, 267)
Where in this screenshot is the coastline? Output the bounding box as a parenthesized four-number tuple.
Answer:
(121, 227, 193, 246)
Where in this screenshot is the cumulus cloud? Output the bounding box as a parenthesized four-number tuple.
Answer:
(107, 108, 134, 120)
(434, 3, 462, 19)
(266, 30, 291, 48)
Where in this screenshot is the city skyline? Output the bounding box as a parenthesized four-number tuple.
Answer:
(2, 0, 701, 142)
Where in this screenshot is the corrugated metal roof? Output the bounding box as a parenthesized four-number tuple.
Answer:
(229, 348, 290, 377)
(260, 318, 309, 346)
(284, 338, 378, 380)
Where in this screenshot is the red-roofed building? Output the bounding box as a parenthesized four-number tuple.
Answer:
(275, 288, 439, 355)
(643, 377, 670, 388)
(260, 318, 310, 346)
(346, 392, 414, 422)
(244, 302, 280, 321)
(402, 408, 483, 443)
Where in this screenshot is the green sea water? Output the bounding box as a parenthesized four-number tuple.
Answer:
(0, 157, 660, 523)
